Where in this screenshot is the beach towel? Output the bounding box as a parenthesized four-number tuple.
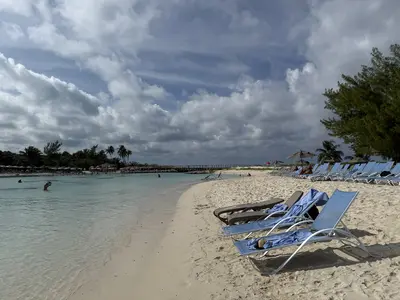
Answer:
(259, 189, 328, 227)
(283, 189, 328, 223)
(266, 203, 288, 214)
(246, 229, 312, 250)
(222, 188, 329, 236)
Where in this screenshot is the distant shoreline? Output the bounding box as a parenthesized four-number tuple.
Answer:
(0, 173, 59, 178)
(0, 171, 210, 178)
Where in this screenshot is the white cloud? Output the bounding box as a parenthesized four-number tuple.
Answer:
(0, 0, 399, 163)
(1, 21, 24, 40)
(0, 0, 33, 17)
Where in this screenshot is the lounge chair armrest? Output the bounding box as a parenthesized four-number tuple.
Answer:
(368, 172, 379, 177)
(263, 215, 308, 237)
(263, 210, 289, 220)
(285, 219, 314, 232)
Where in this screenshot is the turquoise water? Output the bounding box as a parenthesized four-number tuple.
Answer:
(0, 173, 206, 300)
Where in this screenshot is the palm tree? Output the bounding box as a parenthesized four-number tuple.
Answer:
(106, 146, 115, 158)
(316, 140, 344, 163)
(19, 146, 43, 166)
(43, 140, 62, 166)
(117, 145, 127, 162)
(126, 149, 132, 162)
(89, 145, 98, 158)
(44, 140, 62, 156)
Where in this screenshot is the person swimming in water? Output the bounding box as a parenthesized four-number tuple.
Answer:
(18, 179, 22, 183)
(43, 181, 52, 191)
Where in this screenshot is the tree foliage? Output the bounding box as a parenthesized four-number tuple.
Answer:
(106, 146, 115, 157)
(117, 145, 128, 162)
(0, 141, 134, 169)
(316, 140, 343, 163)
(321, 44, 400, 161)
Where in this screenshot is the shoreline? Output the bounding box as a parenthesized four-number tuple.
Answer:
(69, 180, 214, 300)
(0, 172, 211, 179)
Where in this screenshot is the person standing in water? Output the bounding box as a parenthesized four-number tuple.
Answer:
(158, 174, 161, 178)
(43, 181, 52, 191)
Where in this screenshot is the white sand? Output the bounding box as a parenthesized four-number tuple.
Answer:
(71, 175, 400, 300)
(220, 169, 273, 176)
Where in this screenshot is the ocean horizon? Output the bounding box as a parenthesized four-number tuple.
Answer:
(0, 173, 207, 300)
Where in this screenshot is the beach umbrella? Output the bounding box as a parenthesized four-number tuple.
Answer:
(288, 150, 315, 165)
(288, 150, 315, 159)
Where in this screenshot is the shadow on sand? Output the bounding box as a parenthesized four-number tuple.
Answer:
(249, 229, 400, 275)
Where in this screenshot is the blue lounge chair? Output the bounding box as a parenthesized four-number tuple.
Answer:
(310, 162, 341, 181)
(344, 162, 373, 182)
(358, 161, 394, 183)
(353, 162, 394, 182)
(295, 163, 324, 179)
(331, 163, 361, 181)
(233, 190, 373, 275)
(348, 162, 378, 182)
(390, 177, 400, 186)
(288, 168, 302, 177)
(286, 164, 320, 177)
(305, 163, 330, 180)
(222, 189, 329, 237)
(327, 164, 350, 181)
(388, 166, 400, 185)
(372, 163, 400, 185)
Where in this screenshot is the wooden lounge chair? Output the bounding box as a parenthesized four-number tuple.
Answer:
(213, 191, 303, 225)
(226, 191, 305, 225)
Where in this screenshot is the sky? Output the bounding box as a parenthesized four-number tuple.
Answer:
(0, 0, 399, 164)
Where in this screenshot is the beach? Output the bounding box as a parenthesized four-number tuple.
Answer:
(70, 172, 400, 300)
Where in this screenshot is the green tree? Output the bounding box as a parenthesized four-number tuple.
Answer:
(117, 145, 127, 162)
(316, 140, 343, 163)
(126, 149, 132, 162)
(89, 145, 98, 158)
(43, 140, 62, 165)
(0, 150, 19, 166)
(0, 142, 138, 169)
(321, 44, 400, 161)
(44, 140, 62, 156)
(19, 146, 43, 167)
(106, 146, 115, 158)
(59, 151, 72, 167)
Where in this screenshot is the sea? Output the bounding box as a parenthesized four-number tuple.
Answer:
(0, 173, 208, 300)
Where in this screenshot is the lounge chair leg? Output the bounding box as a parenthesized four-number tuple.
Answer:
(244, 232, 253, 239)
(269, 240, 311, 275)
(270, 227, 373, 275)
(336, 223, 380, 258)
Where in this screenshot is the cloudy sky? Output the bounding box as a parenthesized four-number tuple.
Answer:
(0, 0, 398, 164)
